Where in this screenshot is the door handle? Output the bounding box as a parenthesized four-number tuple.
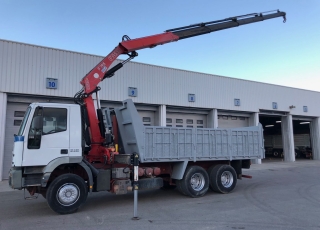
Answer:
(61, 149, 68, 154)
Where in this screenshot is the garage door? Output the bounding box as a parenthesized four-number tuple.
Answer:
(3, 102, 29, 179)
(218, 115, 249, 128)
(138, 110, 155, 126)
(166, 113, 207, 128)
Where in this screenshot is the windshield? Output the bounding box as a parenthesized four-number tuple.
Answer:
(17, 106, 32, 136)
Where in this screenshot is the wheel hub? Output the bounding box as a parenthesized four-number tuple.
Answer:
(57, 183, 80, 206)
(221, 171, 233, 188)
(190, 173, 205, 191)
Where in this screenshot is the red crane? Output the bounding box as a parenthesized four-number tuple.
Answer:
(74, 10, 286, 163)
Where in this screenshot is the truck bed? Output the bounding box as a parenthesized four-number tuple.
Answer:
(113, 99, 264, 163)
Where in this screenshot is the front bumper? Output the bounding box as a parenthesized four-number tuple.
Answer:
(8, 167, 23, 190)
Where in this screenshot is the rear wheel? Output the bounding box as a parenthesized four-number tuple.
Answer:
(46, 174, 88, 214)
(176, 166, 209, 198)
(208, 164, 237, 194)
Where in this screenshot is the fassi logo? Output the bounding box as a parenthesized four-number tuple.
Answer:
(85, 78, 90, 90)
(107, 50, 119, 62)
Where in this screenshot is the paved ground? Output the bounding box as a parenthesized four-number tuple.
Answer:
(0, 160, 319, 230)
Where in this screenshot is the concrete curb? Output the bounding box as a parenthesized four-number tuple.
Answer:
(0, 180, 15, 192)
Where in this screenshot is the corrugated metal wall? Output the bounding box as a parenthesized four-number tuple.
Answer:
(1, 39, 320, 116)
(0, 39, 103, 98)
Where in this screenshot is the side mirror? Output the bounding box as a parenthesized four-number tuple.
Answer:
(32, 116, 43, 130)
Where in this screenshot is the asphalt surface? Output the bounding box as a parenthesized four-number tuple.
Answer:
(0, 160, 319, 230)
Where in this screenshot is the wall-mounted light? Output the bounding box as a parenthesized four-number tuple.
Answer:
(300, 122, 310, 124)
(265, 125, 274, 127)
(276, 121, 281, 123)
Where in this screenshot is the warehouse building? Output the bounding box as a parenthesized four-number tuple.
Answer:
(0, 39, 319, 180)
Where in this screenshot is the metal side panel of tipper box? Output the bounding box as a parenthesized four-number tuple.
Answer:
(114, 99, 145, 162)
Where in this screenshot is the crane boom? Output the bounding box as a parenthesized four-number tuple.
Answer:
(167, 10, 286, 40)
(80, 10, 285, 94)
(75, 9, 286, 163)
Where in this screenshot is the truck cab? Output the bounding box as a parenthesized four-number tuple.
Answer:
(10, 103, 83, 189)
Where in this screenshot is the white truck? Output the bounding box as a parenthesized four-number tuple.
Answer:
(8, 10, 286, 215)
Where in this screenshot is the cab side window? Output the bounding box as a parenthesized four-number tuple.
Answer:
(28, 107, 67, 149)
(42, 108, 67, 135)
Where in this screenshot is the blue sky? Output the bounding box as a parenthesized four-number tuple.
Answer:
(1, 0, 319, 91)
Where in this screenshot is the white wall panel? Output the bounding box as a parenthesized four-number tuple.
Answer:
(281, 115, 295, 162)
(3, 102, 29, 179)
(0, 92, 7, 180)
(310, 118, 320, 160)
(1, 39, 320, 117)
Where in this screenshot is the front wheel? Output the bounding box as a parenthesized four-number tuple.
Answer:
(46, 174, 88, 214)
(176, 166, 209, 198)
(208, 165, 237, 194)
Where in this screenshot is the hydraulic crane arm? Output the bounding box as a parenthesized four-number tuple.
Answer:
(80, 10, 285, 94)
(75, 9, 286, 163)
(166, 10, 286, 40)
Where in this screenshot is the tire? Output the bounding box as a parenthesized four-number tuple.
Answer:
(46, 174, 88, 214)
(273, 151, 279, 157)
(208, 164, 237, 194)
(176, 179, 188, 196)
(176, 166, 209, 198)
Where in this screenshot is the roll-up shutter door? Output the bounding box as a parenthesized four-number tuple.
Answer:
(166, 113, 207, 128)
(218, 115, 249, 128)
(138, 110, 155, 126)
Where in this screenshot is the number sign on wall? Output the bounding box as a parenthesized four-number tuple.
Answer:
(46, 78, 58, 89)
(128, 87, 138, 97)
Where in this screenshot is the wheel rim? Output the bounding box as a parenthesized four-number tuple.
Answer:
(221, 171, 233, 188)
(190, 173, 205, 191)
(56, 183, 80, 206)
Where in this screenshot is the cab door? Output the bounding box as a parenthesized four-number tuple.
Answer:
(22, 106, 70, 166)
